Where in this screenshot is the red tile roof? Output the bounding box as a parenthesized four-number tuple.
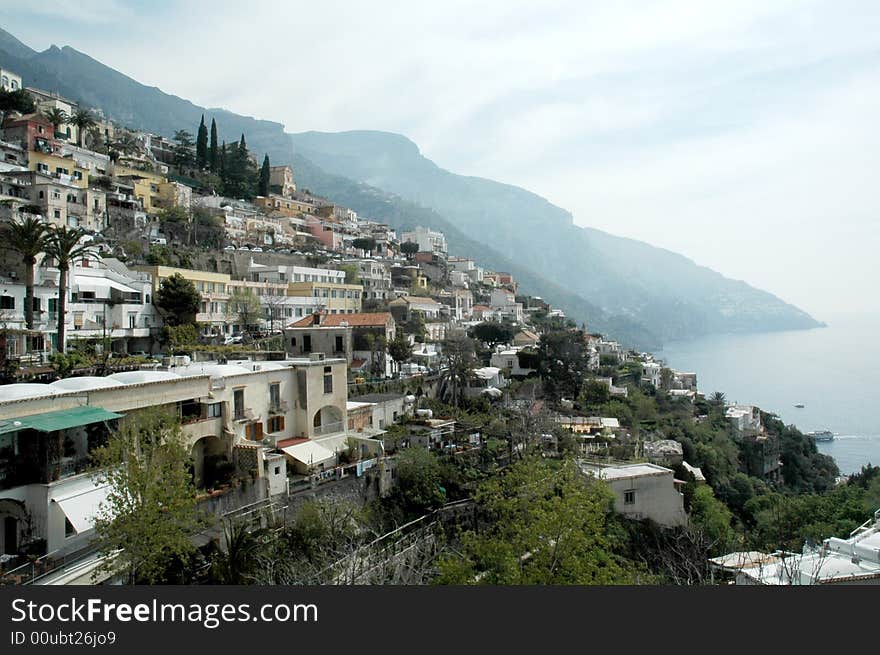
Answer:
(276, 437, 309, 448)
(288, 312, 393, 328)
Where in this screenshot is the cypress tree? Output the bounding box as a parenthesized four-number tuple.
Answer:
(196, 114, 208, 169)
(238, 133, 247, 153)
(258, 154, 271, 197)
(209, 118, 218, 171)
(219, 140, 227, 183)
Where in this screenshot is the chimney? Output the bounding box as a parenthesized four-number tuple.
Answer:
(313, 311, 321, 325)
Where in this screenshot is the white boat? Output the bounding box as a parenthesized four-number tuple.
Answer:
(807, 430, 834, 442)
(794, 403, 805, 408)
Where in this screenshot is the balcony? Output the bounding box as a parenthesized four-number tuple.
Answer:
(313, 420, 345, 437)
(268, 400, 289, 415)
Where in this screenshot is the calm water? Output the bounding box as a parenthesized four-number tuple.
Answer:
(660, 313, 880, 475)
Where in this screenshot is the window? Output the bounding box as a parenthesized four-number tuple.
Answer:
(269, 382, 280, 409)
(233, 389, 245, 420)
(206, 403, 222, 418)
(303, 335, 312, 353)
(323, 365, 333, 394)
(335, 335, 344, 352)
(624, 490, 636, 505)
(0, 296, 13, 310)
(247, 422, 264, 441)
(32, 297, 40, 312)
(267, 415, 285, 433)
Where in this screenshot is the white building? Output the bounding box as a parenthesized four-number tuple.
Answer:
(0, 352, 374, 562)
(712, 509, 880, 585)
(580, 462, 688, 528)
(401, 226, 447, 256)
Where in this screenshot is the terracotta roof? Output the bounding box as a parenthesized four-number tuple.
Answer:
(276, 437, 309, 448)
(472, 305, 491, 311)
(288, 312, 393, 328)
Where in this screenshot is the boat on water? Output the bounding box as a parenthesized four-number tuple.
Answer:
(794, 403, 805, 408)
(807, 430, 834, 442)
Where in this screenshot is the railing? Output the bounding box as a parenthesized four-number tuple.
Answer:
(0, 543, 100, 587)
(313, 420, 345, 436)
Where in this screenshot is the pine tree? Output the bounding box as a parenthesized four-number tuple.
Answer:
(209, 118, 219, 171)
(196, 114, 208, 169)
(258, 154, 271, 197)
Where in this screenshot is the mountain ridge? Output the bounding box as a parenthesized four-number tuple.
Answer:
(0, 27, 822, 348)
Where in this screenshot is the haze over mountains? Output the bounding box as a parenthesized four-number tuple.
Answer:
(0, 27, 822, 349)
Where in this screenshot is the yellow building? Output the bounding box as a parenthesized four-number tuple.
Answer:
(254, 194, 321, 217)
(287, 281, 363, 314)
(134, 265, 232, 332)
(28, 152, 89, 189)
(109, 164, 168, 214)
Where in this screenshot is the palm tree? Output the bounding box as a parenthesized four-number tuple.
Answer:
(43, 225, 95, 353)
(42, 107, 68, 135)
(3, 215, 49, 350)
(70, 108, 97, 148)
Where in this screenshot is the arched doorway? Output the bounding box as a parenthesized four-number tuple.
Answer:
(0, 499, 28, 555)
(312, 405, 344, 437)
(191, 436, 228, 489)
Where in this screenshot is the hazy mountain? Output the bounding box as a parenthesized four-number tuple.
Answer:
(0, 27, 822, 348)
(290, 130, 822, 342)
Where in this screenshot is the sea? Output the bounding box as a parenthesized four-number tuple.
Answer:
(659, 312, 880, 475)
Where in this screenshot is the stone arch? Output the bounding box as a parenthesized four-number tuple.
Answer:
(191, 435, 227, 489)
(312, 405, 344, 436)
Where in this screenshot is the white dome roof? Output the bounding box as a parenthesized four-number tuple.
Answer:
(50, 376, 125, 392)
(108, 370, 182, 385)
(0, 383, 58, 401)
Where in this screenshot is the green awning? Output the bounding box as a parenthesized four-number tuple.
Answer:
(0, 406, 123, 434)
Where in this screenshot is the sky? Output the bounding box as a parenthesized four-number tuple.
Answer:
(2, 0, 879, 320)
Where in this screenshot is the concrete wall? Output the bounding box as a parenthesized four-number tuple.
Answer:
(607, 472, 687, 528)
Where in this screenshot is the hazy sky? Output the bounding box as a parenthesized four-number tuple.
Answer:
(3, 1, 879, 319)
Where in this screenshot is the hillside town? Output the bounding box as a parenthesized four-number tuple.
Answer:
(0, 67, 877, 587)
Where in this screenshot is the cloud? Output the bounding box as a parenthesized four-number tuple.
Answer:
(2, 0, 878, 316)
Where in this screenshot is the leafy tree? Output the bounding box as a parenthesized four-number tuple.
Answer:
(161, 324, 198, 353)
(91, 410, 206, 584)
(435, 457, 638, 584)
(44, 226, 96, 353)
(394, 447, 445, 515)
(352, 237, 377, 253)
(172, 129, 195, 171)
(70, 108, 97, 147)
(4, 215, 49, 334)
(687, 484, 735, 555)
(196, 114, 208, 169)
(0, 87, 36, 120)
(400, 241, 419, 259)
(580, 379, 611, 406)
(387, 332, 411, 369)
(209, 118, 219, 171)
(338, 264, 360, 284)
(469, 321, 515, 348)
(155, 273, 200, 326)
(537, 329, 591, 401)
(226, 288, 262, 333)
(258, 154, 270, 196)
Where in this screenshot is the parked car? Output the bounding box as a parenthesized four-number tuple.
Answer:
(252, 247, 263, 252)
(224, 245, 236, 251)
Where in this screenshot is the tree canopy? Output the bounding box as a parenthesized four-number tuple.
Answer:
(155, 273, 200, 326)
